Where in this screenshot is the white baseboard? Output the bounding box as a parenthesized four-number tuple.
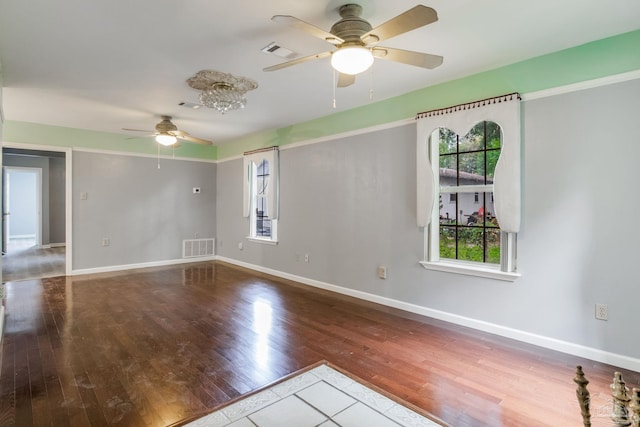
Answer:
(71, 256, 216, 276)
(215, 255, 640, 373)
(41, 243, 65, 249)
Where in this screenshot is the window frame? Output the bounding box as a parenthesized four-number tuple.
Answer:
(243, 148, 279, 245)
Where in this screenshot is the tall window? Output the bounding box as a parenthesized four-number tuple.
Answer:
(252, 159, 272, 238)
(436, 122, 501, 264)
(243, 147, 279, 243)
(416, 93, 521, 280)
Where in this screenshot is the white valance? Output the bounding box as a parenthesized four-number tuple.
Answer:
(243, 147, 279, 220)
(416, 93, 521, 233)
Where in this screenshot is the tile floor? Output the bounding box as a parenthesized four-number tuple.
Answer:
(185, 364, 442, 427)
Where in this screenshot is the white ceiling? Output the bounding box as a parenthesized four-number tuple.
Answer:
(1, 0, 639, 145)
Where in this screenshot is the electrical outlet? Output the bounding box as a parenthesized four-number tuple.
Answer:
(595, 303, 608, 321)
(304, 253, 309, 263)
(102, 237, 110, 247)
(377, 266, 387, 279)
(238, 242, 243, 250)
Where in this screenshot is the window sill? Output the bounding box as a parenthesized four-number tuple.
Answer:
(419, 260, 520, 282)
(246, 237, 278, 246)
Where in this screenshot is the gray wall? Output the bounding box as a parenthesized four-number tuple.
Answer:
(49, 157, 66, 244)
(72, 152, 216, 269)
(215, 78, 640, 360)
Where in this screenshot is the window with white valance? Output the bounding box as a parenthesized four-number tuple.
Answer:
(416, 94, 521, 280)
(243, 147, 279, 243)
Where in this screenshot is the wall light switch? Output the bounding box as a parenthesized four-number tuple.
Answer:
(80, 192, 88, 200)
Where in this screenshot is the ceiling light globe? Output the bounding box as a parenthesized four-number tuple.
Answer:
(156, 133, 178, 146)
(331, 46, 374, 75)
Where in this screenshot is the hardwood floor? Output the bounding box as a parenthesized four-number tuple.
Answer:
(2, 239, 65, 283)
(0, 261, 637, 426)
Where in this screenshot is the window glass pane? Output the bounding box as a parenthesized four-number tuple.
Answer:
(459, 122, 484, 152)
(439, 155, 457, 185)
(255, 196, 271, 237)
(486, 229, 500, 264)
(438, 128, 457, 154)
(439, 226, 456, 259)
(458, 152, 485, 180)
(256, 160, 269, 196)
(485, 122, 501, 149)
(439, 197, 456, 225)
(456, 227, 485, 262)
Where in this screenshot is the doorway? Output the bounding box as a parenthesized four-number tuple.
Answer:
(3, 167, 42, 253)
(1, 147, 69, 282)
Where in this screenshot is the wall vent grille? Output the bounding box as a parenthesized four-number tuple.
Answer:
(182, 238, 215, 258)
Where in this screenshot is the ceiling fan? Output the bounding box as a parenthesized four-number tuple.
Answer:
(264, 4, 443, 87)
(123, 116, 213, 146)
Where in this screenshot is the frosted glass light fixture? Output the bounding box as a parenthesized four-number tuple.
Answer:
(331, 46, 374, 75)
(155, 133, 177, 146)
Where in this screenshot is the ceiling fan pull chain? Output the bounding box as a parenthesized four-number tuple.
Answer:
(157, 144, 161, 169)
(370, 67, 374, 101)
(332, 69, 337, 109)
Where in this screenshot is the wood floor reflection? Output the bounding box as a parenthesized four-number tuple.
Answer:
(0, 261, 637, 426)
(2, 238, 65, 283)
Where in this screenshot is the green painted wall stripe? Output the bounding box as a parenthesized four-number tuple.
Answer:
(3, 121, 217, 160)
(4, 29, 639, 161)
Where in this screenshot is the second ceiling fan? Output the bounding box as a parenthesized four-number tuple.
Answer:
(123, 116, 213, 146)
(264, 4, 443, 87)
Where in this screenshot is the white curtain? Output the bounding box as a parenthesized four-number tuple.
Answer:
(243, 147, 279, 220)
(416, 94, 521, 233)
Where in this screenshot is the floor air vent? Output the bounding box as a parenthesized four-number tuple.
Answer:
(183, 238, 215, 258)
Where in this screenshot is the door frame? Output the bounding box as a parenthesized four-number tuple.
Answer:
(2, 142, 73, 276)
(4, 166, 43, 248)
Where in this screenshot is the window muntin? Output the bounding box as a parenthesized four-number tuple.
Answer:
(435, 121, 501, 265)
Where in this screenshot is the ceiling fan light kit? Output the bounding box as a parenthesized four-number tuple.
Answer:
(331, 45, 374, 75)
(187, 70, 258, 114)
(155, 133, 178, 146)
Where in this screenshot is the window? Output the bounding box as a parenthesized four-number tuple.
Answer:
(436, 122, 501, 264)
(252, 159, 273, 238)
(243, 147, 279, 243)
(416, 94, 521, 281)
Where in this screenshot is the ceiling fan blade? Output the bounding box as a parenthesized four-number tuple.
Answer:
(122, 128, 154, 133)
(178, 134, 213, 146)
(263, 51, 332, 72)
(272, 15, 343, 45)
(372, 47, 443, 69)
(172, 130, 213, 145)
(337, 73, 355, 88)
(361, 5, 438, 45)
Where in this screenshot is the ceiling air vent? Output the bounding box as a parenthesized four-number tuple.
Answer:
(178, 101, 201, 109)
(261, 42, 297, 59)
